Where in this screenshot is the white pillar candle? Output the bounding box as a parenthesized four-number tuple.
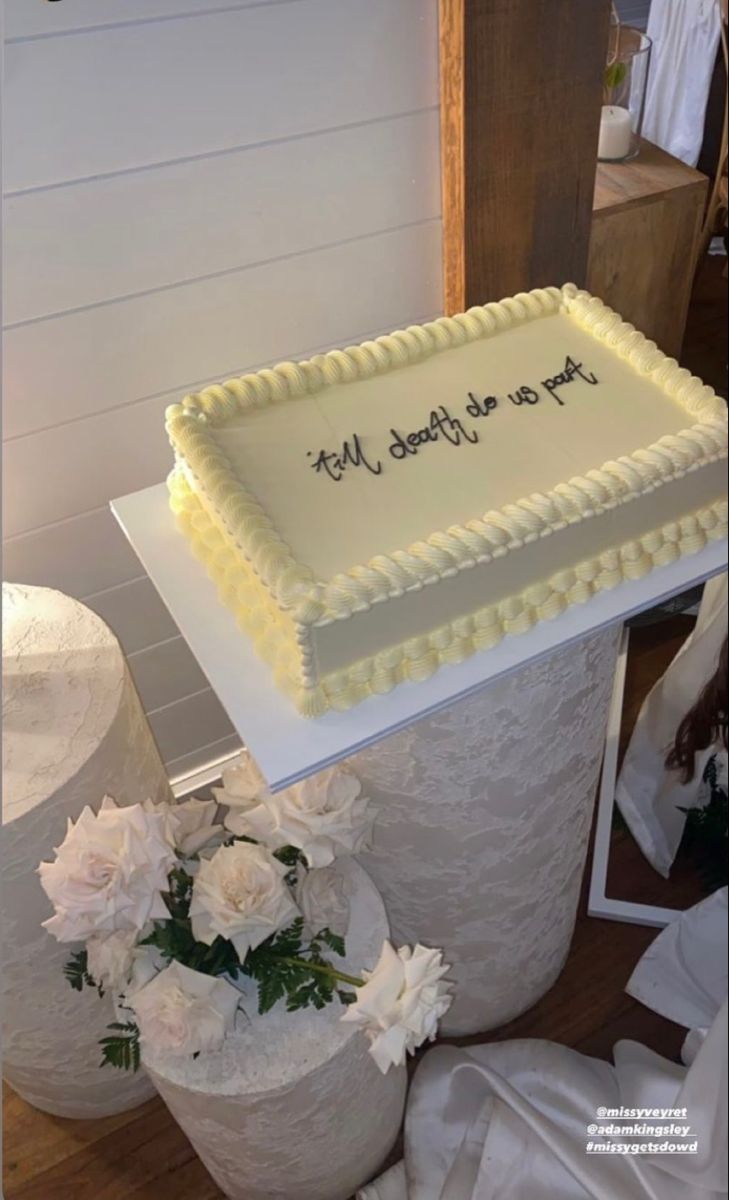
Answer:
(598, 105, 634, 161)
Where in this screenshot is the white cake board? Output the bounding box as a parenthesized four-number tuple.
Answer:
(112, 484, 727, 793)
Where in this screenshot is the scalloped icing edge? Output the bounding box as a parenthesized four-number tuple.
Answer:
(168, 466, 727, 718)
(315, 498, 729, 714)
(167, 465, 724, 715)
(166, 284, 728, 630)
(166, 284, 728, 715)
(168, 466, 310, 697)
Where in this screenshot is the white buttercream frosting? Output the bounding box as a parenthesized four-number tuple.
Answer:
(166, 285, 728, 715)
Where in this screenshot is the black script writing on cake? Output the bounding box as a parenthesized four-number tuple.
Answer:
(542, 356, 599, 406)
(307, 434, 383, 483)
(389, 406, 480, 460)
(466, 393, 499, 418)
(306, 360, 601, 483)
(508, 386, 541, 407)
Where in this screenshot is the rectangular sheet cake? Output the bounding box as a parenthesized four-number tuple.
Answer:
(166, 285, 728, 716)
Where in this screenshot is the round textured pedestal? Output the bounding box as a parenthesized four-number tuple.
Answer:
(2, 583, 171, 1117)
(354, 628, 620, 1036)
(144, 860, 407, 1200)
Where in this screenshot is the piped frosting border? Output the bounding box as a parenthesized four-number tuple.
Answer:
(166, 284, 728, 714)
(168, 466, 727, 716)
(166, 286, 727, 620)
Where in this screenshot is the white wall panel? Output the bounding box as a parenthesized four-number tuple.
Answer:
(3, 0, 442, 778)
(5, 0, 290, 40)
(4, 393, 172, 537)
(84, 576, 181, 656)
(129, 636, 210, 712)
(2, 508, 145, 597)
(4, 220, 441, 446)
(149, 688, 236, 764)
(5, 110, 439, 325)
(5, 0, 439, 191)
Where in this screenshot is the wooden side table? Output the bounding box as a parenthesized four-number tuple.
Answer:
(588, 139, 708, 361)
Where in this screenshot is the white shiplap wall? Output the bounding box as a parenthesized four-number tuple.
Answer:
(2, 0, 443, 777)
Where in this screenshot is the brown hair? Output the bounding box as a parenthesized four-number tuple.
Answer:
(666, 636, 729, 784)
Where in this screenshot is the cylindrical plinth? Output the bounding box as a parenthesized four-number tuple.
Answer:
(354, 628, 620, 1035)
(143, 861, 407, 1200)
(2, 583, 172, 1117)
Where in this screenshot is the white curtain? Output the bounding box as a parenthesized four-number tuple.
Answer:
(643, 0, 722, 166)
(616, 574, 727, 877)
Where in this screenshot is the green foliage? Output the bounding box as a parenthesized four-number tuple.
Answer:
(274, 846, 304, 868)
(139, 865, 244, 979)
(679, 757, 729, 893)
(316, 928, 346, 958)
(273, 844, 306, 886)
(140, 917, 244, 980)
(99, 1022, 140, 1072)
(604, 60, 628, 94)
(243, 919, 351, 1014)
(63, 949, 104, 998)
(164, 866, 194, 918)
(140, 856, 351, 1015)
(65, 844, 356, 1072)
(244, 919, 310, 1013)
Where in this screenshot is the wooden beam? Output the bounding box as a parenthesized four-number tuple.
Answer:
(440, 0, 611, 313)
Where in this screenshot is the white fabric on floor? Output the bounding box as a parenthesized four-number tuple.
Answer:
(627, 887, 728, 1034)
(360, 889, 728, 1199)
(628, 886, 729, 1069)
(616, 574, 728, 877)
(643, 0, 722, 167)
(360, 1012, 727, 1200)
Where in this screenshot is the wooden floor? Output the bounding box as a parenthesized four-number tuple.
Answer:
(3, 257, 727, 1199)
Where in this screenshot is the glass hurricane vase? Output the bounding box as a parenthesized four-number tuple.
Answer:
(599, 25, 652, 163)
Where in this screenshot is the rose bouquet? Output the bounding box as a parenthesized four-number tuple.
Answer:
(38, 754, 452, 1075)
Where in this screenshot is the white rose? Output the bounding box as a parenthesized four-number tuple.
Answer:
(296, 866, 350, 938)
(341, 942, 452, 1074)
(224, 767, 372, 868)
(144, 797, 223, 857)
(39, 796, 177, 942)
(126, 946, 161, 997)
(86, 930, 138, 990)
(189, 842, 299, 961)
(213, 751, 268, 810)
(128, 961, 240, 1057)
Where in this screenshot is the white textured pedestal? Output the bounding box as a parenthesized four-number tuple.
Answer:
(143, 861, 407, 1200)
(354, 627, 620, 1036)
(2, 583, 171, 1117)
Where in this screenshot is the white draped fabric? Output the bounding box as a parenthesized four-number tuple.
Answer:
(642, 0, 722, 167)
(616, 574, 728, 877)
(627, 888, 728, 1060)
(360, 891, 728, 1200)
